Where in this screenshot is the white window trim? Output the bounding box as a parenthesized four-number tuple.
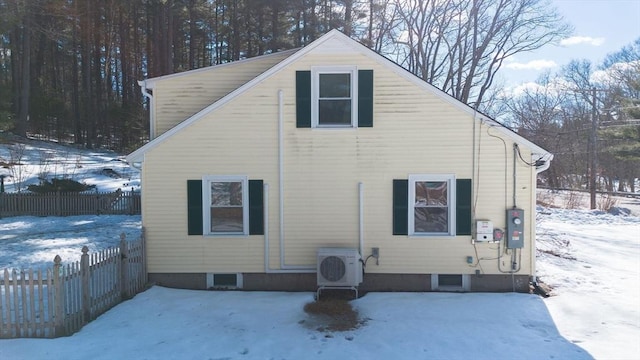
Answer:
(408, 174, 456, 236)
(206, 273, 243, 289)
(202, 175, 249, 236)
(431, 274, 470, 291)
(311, 65, 358, 128)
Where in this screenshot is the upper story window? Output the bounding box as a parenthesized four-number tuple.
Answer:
(296, 69, 373, 128)
(312, 66, 358, 128)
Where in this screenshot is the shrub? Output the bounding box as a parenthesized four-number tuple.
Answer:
(597, 193, 619, 212)
(27, 178, 96, 193)
(563, 191, 584, 209)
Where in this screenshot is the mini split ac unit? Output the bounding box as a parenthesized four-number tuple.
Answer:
(317, 248, 363, 287)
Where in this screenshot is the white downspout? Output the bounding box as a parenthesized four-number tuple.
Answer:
(471, 110, 478, 222)
(270, 89, 313, 272)
(359, 182, 364, 256)
(264, 183, 270, 272)
(138, 80, 155, 140)
(278, 89, 286, 267)
(268, 92, 363, 272)
(531, 152, 553, 284)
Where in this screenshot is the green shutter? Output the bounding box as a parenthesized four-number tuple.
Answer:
(358, 70, 373, 127)
(456, 179, 472, 236)
(187, 180, 203, 235)
(296, 71, 311, 128)
(393, 179, 408, 235)
(248, 180, 264, 235)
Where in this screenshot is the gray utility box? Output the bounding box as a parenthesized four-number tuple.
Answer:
(506, 208, 524, 248)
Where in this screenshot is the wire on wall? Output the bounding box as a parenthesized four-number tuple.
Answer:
(514, 143, 545, 167)
(485, 126, 525, 278)
(473, 117, 483, 214)
(486, 125, 508, 210)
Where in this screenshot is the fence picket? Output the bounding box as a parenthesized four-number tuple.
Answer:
(28, 269, 35, 336)
(1, 269, 8, 337)
(36, 269, 44, 336)
(0, 271, 3, 337)
(47, 268, 54, 337)
(11, 270, 19, 336)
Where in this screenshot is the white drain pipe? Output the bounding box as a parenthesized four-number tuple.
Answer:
(264, 90, 313, 273)
(359, 182, 364, 256)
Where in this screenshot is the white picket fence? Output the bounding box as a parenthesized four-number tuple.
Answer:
(0, 232, 147, 338)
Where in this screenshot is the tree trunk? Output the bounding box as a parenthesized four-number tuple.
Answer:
(16, 14, 31, 137)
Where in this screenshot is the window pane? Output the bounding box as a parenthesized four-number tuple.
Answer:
(414, 207, 448, 233)
(439, 274, 463, 286)
(211, 207, 243, 232)
(211, 181, 243, 206)
(319, 73, 351, 98)
(415, 181, 448, 206)
(319, 99, 351, 125)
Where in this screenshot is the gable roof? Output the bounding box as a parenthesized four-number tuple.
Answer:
(127, 29, 552, 169)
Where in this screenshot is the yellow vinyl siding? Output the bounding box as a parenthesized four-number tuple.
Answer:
(143, 79, 281, 273)
(141, 49, 537, 276)
(151, 51, 296, 138)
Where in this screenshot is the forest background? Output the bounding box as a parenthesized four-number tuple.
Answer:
(0, 0, 638, 194)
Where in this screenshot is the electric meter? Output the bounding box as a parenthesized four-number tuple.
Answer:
(506, 208, 524, 248)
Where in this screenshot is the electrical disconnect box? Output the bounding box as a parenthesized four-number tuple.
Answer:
(475, 221, 494, 241)
(506, 208, 524, 248)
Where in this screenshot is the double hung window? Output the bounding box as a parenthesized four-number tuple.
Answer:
(204, 176, 248, 235)
(296, 68, 373, 128)
(312, 67, 357, 127)
(408, 175, 456, 236)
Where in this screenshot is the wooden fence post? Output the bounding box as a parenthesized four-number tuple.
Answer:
(81, 246, 90, 324)
(53, 255, 65, 337)
(119, 233, 130, 300)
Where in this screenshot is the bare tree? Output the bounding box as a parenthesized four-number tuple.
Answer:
(503, 74, 572, 189)
(7, 143, 30, 192)
(504, 43, 640, 195)
(388, 0, 571, 109)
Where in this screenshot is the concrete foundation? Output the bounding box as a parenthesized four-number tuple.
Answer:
(148, 272, 531, 293)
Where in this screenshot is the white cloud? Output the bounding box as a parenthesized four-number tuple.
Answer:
(560, 36, 605, 46)
(505, 59, 558, 70)
(505, 77, 571, 97)
(508, 82, 546, 97)
(591, 60, 640, 85)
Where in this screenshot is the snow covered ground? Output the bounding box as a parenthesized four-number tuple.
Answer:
(0, 215, 141, 271)
(1, 138, 639, 359)
(0, 288, 593, 360)
(0, 136, 140, 193)
(536, 205, 640, 359)
(0, 137, 142, 270)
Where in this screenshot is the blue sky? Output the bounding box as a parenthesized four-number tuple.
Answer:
(501, 0, 640, 87)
